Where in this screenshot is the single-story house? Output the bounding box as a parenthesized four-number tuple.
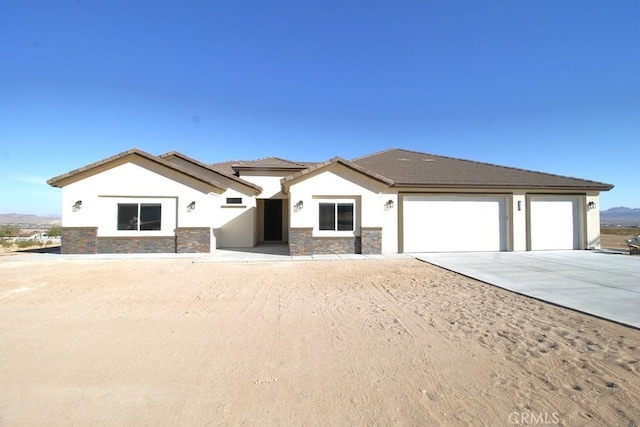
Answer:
(47, 148, 613, 255)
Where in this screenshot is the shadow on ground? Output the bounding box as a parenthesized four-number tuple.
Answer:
(16, 245, 61, 254)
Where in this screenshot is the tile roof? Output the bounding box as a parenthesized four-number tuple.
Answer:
(209, 160, 241, 176)
(47, 147, 614, 194)
(350, 148, 614, 190)
(232, 157, 315, 170)
(281, 156, 395, 190)
(160, 151, 262, 194)
(47, 148, 228, 190)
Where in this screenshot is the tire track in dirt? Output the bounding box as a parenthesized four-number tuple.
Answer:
(366, 281, 481, 424)
(177, 280, 224, 317)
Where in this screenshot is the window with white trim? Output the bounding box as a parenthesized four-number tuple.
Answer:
(319, 202, 354, 231)
(117, 203, 162, 231)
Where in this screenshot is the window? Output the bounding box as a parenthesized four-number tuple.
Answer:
(226, 197, 242, 204)
(319, 202, 354, 231)
(117, 203, 161, 231)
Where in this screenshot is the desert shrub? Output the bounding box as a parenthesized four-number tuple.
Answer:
(601, 227, 639, 236)
(16, 240, 37, 249)
(0, 225, 20, 239)
(47, 226, 62, 238)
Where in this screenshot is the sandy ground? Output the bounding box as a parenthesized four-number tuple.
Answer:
(601, 233, 637, 251)
(0, 256, 638, 426)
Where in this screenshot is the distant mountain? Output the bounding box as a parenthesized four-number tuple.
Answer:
(0, 213, 61, 225)
(601, 207, 640, 226)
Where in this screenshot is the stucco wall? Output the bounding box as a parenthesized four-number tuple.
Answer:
(58, 157, 266, 252)
(287, 165, 396, 253)
(240, 170, 288, 199)
(61, 159, 218, 229)
(585, 193, 601, 249)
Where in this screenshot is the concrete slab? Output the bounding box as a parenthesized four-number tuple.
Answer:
(337, 254, 367, 260)
(312, 254, 342, 260)
(411, 251, 640, 329)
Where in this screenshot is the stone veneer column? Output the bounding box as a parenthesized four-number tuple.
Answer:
(61, 227, 97, 254)
(176, 227, 211, 253)
(289, 228, 313, 256)
(361, 227, 382, 254)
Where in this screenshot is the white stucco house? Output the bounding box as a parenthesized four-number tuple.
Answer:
(47, 148, 613, 255)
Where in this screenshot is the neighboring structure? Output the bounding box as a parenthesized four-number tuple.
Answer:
(47, 148, 613, 255)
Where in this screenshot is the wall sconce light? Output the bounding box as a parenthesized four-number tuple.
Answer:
(187, 201, 196, 212)
(72, 200, 82, 212)
(517, 200, 522, 211)
(294, 200, 304, 212)
(384, 199, 394, 210)
(587, 201, 596, 210)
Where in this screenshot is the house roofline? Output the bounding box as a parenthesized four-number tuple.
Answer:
(354, 148, 614, 191)
(159, 151, 263, 194)
(232, 157, 315, 171)
(391, 182, 615, 191)
(47, 148, 228, 191)
(280, 156, 395, 193)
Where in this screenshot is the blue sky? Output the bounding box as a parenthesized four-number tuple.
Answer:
(1, 1, 638, 216)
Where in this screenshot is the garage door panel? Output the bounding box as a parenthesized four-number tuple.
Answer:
(529, 197, 580, 250)
(403, 196, 507, 252)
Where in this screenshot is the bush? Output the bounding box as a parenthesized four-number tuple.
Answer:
(47, 225, 62, 238)
(16, 240, 37, 249)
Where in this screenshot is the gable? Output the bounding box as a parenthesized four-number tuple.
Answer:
(284, 162, 391, 195)
(48, 149, 226, 192)
(281, 157, 393, 194)
(62, 157, 225, 196)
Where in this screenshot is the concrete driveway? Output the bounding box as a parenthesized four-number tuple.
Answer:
(411, 251, 640, 329)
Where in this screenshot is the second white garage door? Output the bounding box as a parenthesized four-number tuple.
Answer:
(402, 195, 507, 252)
(529, 197, 580, 250)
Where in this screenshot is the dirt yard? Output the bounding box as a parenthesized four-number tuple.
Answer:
(0, 256, 638, 426)
(601, 233, 637, 251)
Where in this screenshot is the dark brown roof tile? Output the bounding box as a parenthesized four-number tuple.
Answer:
(352, 148, 613, 190)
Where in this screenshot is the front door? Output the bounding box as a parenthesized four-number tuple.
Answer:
(264, 199, 283, 241)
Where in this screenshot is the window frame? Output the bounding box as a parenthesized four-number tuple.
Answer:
(315, 198, 357, 236)
(117, 202, 162, 231)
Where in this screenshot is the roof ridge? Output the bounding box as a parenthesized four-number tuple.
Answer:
(233, 156, 309, 167)
(350, 147, 401, 162)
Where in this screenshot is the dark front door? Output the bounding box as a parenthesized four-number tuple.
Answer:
(264, 199, 283, 241)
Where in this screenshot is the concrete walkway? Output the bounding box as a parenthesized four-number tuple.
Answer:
(412, 251, 640, 329)
(195, 246, 410, 263)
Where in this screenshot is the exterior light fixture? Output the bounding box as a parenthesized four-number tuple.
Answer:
(384, 199, 394, 210)
(517, 200, 522, 211)
(187, 201, 196, 212)
(294, 200, 304, 212)
(587, 201, 596, 210)
(72, 200, 82, 211)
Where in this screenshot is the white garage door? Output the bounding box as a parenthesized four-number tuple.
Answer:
(403, 195, 507, 252)
(529, 197, 580, 250)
